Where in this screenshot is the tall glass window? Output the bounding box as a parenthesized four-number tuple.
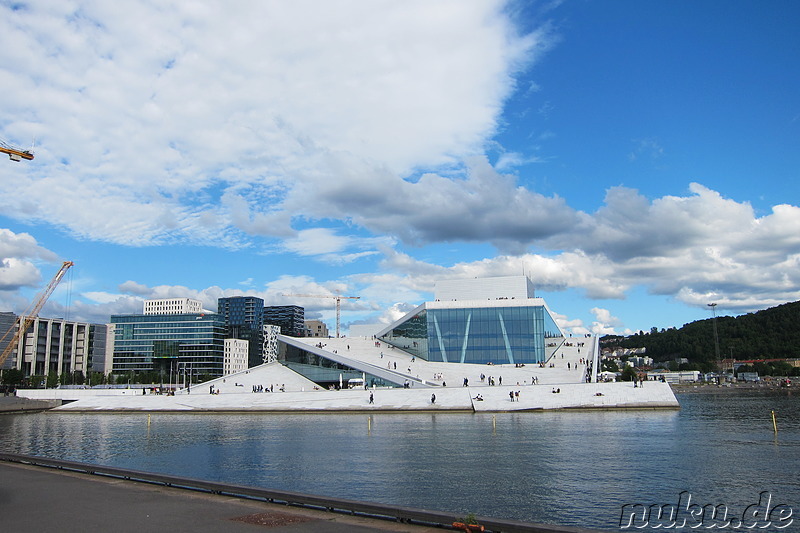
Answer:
(379, 309, 429, 360)
(382, 304, 565, 365)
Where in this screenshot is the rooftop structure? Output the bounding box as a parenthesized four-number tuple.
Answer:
(377, 276, 564, 366)
(434, 275, 535, 301)
(143, 298, 203, 316)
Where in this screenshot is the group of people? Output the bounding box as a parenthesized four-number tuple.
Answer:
(483, 375, 501, 386)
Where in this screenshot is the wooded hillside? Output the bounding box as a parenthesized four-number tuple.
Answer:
(601, 300, 800, 371)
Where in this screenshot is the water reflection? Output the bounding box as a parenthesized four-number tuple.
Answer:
(0, 390, 797, 530)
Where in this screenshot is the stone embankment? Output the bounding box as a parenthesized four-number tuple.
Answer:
(0, 396, 61, 413)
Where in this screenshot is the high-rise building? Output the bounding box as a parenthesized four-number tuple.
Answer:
(0, 311, 18, 370)
(264, 305, 304, 337)
(218, 296, 265, 367)
(262, 325, 280, 363)
(1, 313, 106, 377)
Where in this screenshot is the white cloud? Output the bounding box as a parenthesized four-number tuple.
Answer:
(0, 257, 41, 291)
(591, 307, 622, 327)
(278, 228, 390, 264)
(0, 0, 552, 250)
(0, 228, 60, 293)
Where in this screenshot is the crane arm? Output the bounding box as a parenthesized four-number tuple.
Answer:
(0, 145, 34, 162)
(280, 293, 360, 338)
(0, 261, 73, 367)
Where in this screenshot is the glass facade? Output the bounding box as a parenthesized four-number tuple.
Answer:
(281, 343, 396, 388)
(218, 296, 265, 368)
(264, 305, 305, 337)
(110, 313, 227, 376)
(380, 303, 564, 365)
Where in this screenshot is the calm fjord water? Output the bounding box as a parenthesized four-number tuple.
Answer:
(1, 389, 798, 530)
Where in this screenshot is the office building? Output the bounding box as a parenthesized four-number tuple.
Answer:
(1, 314, 106, 377)
(224, 338, 249, 375)
(264, 305, 304, 337)
(263, 325, 280, 363)
(305, 319, 329, 338)
(110, 302, 227, 378)
(218, 296, 265, 367)
(0, 311, 17, 370)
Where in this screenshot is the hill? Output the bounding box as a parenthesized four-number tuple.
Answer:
(601, 300, 800, 373)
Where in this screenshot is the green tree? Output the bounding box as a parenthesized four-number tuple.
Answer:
(46, 373, 59, 388)
(620, 366, 637, 382)
(1, 368, 24, 387)
(601, 359, 619, 372)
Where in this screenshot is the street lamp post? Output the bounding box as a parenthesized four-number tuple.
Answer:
(708, 303, 721, 382)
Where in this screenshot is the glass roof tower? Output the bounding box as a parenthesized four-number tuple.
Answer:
(377, 276, 565, 365)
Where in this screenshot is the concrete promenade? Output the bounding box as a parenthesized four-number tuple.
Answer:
(0, 461, 441, 533)
(0, 457, 601, 533)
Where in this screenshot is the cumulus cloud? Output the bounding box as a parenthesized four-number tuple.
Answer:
(351, 183, 800, 323)
(0, 257, 42, 291)
(0, 228, 60, 293)
(541, 184, 800, 310)
(0, 0, 552, 250)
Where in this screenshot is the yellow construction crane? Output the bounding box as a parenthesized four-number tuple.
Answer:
(281, 293, 360, 338)
(0, 261, 73, 367)
(0, 139, 34, 162)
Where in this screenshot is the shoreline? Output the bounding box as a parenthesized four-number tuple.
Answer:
(671, 382, 794, 393)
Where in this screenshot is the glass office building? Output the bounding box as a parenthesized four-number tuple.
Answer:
(218, 296, 265, 368)
(377, 277, 565, 365)
(110, 313, 227, 377)
(264, 305, 305, 337)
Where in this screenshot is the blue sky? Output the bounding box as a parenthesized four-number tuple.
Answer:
(1, 0, 798, 338)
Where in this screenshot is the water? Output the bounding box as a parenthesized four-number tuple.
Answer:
(1, 389, 798, 530)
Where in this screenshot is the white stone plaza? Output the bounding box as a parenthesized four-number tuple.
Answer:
(35, 334, 679, 412)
